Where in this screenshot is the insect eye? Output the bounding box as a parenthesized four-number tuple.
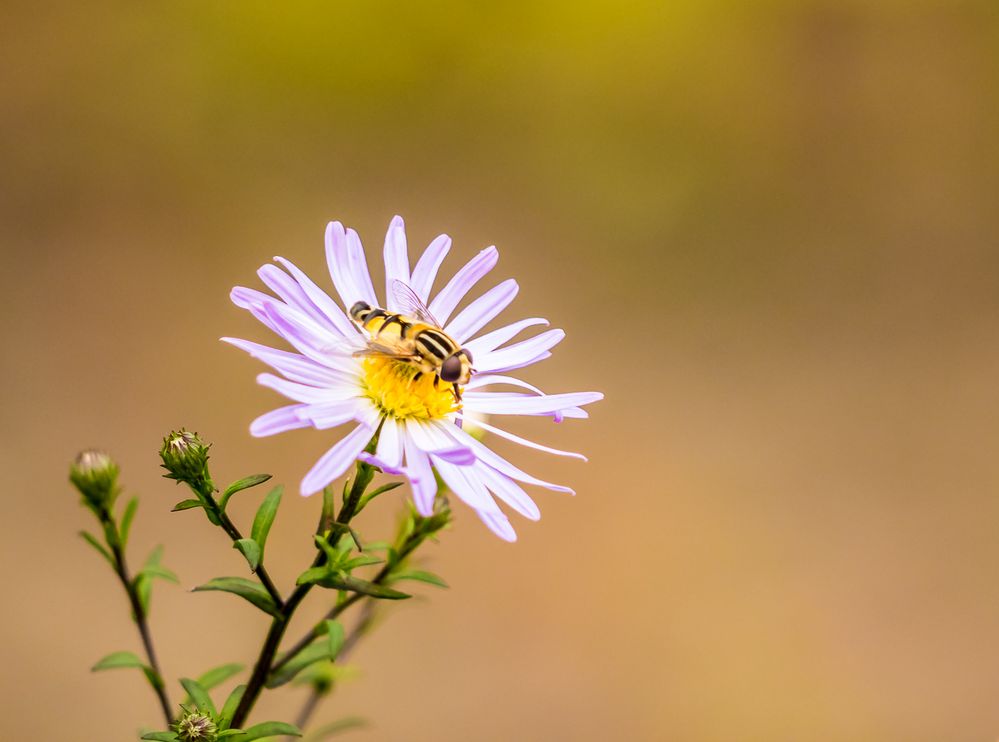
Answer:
(462, 348, 474, 364)
(440, 355, 462, 382)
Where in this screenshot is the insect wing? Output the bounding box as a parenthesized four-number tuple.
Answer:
(391, 279, 442, 327)
(352, 338, 419, 361)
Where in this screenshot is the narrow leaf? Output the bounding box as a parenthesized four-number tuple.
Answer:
(140, 564, 180, 584)
(266, 641, 331, 689)
(325, 620, 345, 658)
(250, 485, 283, 558)
(322, 573, 410, 600)
(238, 721, 301, 740)
(342, 554, 383, 570)
(172, 498, 203, 512)
(356, 481, 403, 512)
(305, 717, 368, 740)
(217, 731, 245, 739)
(79, 531, 114, 567)
(192, 577, 280, 617)
(180, 677, 217, 716)
(219, 473, 272, 511)
(392, 570, 449, 588)
(196, 663, 244, 692)
(218, 684, 246, 730)
(140, 732, 179, 741)
(118, 497, 139, 550)
(92, 650, 145, 672)
(234, 538, 261, 572)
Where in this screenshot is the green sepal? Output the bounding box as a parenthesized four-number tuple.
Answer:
(234, 538, 261, 572)
(391, 569, 449, 588)
(296, 570, 410, 600)
(238, 721, 301, 740)
(218, 684, 246, 730)
(250, 485, 283, 559)
(192, 577, 281, 617)
(171, 499, 203, 512)
(179, 677, 217, 716)
(140, 732, 178, 741)
(118, 496, 139, 550)
(219, 473, 272, 512)
(79, 530, 115, 567)
(305, 717, 368, 739)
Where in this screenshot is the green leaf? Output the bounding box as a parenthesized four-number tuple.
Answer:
(140, 732, 179, 741)
(238, 721, 301, 740)
(356, 481, 403, 512)
(119, 497, 139, 550)
(360, 540, 391, 552)
(250, 485, 283, 558)
(305, 717, 368, 740)
(180, 677, 216, 716)
(267, 640, 332, 689)
(325, 620, 345, 658)
(172, 498, 203, 512)
(219, 473, 273, 511)
(298, 571, 410, 600)
(234, 538, 262, 572)
(218, 684, 246, 730)
(79, 531, 115, 567)
(342, 554, 384, 570)
(391, 570, 449, 588)
(139, 564, 180, 584)
(217, 731, 245, 739)
(192, 577, 281, 617)
(92, 650, 145, 671)
(196, 663, 244, 692)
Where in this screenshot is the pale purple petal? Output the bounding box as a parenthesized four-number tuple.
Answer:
(432, 458, 503, 514)
(405, 420, 475, 465)
(257, 264, 333, 331)
(464, 373, 546, 394)
(250, 404, 311, 437)
(476, 465, 541, 520)
(428, 246, 498, 324)
(459, 416, 588, 461)
(325, 221, 377, 308)
(409, 234, 451, 302)
(404, 435, 437, 516)
(375, 417, 403, 469)
(298, 399, 366, 429)
(230, 286, 282, 335)
(346, 227, 379, 306)
(257, 373, 353, 404)
(476, 509, 517, 542)
(383, 216, 411, 312)
(463, 391, 603, 416)
(300, 421, 376, 495)
(445, 279, 519, 344)
(222, 337, 351, 386)
(273, 257, 357, 338)
(445, 424, 575, 494)
(474, 329, 565, 373)
(262, 303, 362, 372)
(463, 318, 549, 356)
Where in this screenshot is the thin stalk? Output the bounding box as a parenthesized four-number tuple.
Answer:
(107, 535, 173, 725)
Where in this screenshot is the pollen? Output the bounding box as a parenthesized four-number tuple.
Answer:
(361, 356, 458, 420)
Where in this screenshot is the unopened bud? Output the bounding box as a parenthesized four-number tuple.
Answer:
(160, 430, 210, 484)
(70, 449, 120, 511)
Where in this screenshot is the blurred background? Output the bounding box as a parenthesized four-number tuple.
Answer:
(2, 1, 999, 740)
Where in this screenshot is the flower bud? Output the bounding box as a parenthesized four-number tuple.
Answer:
(160, 430, 210, 484)
(174, 709, 218, 741)
(69, 449, 120, 511)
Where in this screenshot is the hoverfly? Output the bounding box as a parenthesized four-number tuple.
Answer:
(350, 280, 475, 401)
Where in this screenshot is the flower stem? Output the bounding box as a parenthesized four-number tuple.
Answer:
(229, 459, 376, 729)
(102, 510, 173, 725)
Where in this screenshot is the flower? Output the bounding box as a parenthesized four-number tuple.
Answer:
(160, 430, 211, 485)
(224, 216, 602, 541)
(174, 709, 218, 741)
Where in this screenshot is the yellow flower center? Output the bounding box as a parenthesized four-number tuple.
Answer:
(361, 356, 459, 420)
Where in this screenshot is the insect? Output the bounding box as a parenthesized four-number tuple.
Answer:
(350, 280, 475, 401)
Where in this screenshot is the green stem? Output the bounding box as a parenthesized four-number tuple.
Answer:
(229, 460, 375, 729)
(103, 512, 173, 725)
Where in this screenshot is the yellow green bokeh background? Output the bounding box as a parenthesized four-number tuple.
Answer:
(3, 2, 999, 740)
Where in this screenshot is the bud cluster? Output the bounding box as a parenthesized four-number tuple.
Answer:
(174, 708, 218, 741)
